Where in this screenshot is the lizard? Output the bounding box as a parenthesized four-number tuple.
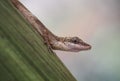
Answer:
(11, 0, 91, 52)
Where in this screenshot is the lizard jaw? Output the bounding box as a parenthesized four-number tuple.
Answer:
(64, 42, 91, 52)
(52, 41, 91, 52)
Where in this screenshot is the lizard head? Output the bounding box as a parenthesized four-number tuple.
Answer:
(63, 37, 91, 52)
(52, 37, 91, 52)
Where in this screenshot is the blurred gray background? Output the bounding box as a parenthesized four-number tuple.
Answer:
(20, 0, 120, 81)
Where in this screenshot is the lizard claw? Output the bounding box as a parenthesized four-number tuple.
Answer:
(48, 46, 55, 55)
(43, 40, 55, 55)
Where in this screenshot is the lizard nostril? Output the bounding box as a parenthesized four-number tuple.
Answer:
(87, 44, 92, 49)
(81, 42, 91, 49)
(88, 45, 92, 49)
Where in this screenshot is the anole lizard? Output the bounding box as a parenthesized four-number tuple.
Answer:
(11, 0, 91, 52)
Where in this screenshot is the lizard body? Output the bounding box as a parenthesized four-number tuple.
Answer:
(11, 0, 91, 52)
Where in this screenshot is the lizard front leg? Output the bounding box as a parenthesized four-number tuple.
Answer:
(42, 30, 55, 54)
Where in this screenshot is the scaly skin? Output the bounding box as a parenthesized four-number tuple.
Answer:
(11, 0, 91, 52)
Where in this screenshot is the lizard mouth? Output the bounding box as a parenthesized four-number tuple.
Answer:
(64, 42, 91, 52)
(78, 44, 91, 51)
(79, 42, 91, 50)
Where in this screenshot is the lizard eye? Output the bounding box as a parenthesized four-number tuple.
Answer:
(72, 40, 78, 44)
(71, 37, 80, 44)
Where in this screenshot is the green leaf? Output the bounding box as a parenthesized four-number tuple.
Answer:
(0, 0, 76, 81)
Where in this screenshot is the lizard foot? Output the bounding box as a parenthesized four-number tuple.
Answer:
(43, 41, 55, 55)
